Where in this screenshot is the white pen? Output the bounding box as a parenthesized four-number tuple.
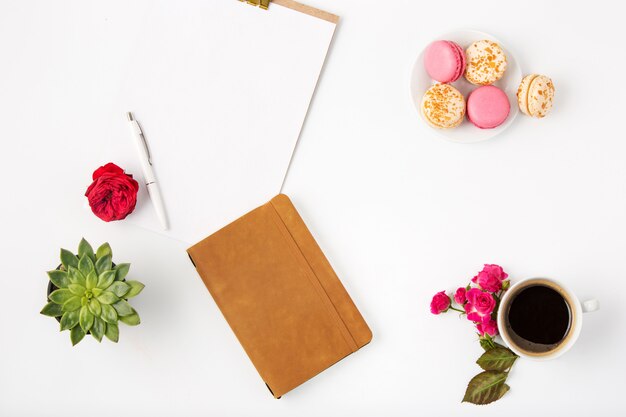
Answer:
(126, 112, 169, 230)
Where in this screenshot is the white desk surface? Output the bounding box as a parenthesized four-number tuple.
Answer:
(1, 0, 624, 415)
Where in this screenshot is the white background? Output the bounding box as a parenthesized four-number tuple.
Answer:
(1, 0, 625, 415)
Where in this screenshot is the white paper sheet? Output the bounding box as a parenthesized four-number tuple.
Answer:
(112, 0, 336, 243)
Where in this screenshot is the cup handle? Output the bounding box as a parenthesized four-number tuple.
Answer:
(582, 299, 600, 313)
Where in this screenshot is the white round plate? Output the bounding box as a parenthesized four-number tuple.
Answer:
(411, 30, 522, 143)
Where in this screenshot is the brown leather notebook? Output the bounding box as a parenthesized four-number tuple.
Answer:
(187, 194, 372, 398)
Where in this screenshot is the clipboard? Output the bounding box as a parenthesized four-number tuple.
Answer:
(112, 0, 339, 243)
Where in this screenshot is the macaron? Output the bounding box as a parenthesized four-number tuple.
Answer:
(421, 83, 466, 129)
(424, 40, 466, 83)
(517, 74, 555, 118)
(466, 85, 510, 129)
(465, 40, 508, 85)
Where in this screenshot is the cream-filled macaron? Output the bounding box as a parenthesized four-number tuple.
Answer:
(421, 83, 466, 129)
(465, 40, 507, 85)
(517, 74, 555, 118)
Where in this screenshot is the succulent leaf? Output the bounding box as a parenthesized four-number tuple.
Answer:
(78, 238, 95, 261)
(95, 242, 112, 260)
(60, 248, 78, 269)
(85, 269, 98, 290)
(95, 255, 112, 275)
(79, 306, 94, 332)
(91, 316, 105, 342)
(114, 263, 130, 281)
(68, 266, 86, 287)
(113, 300, 133, 316)
(40, 302, 63, 317)
(100, 304, 118, 324)
(104, 322, 119, 343)
(46, 240, 144, 345)
(108, 281, 130, 298)
(78, 254, 95, 277)
(48, 270, 70, 288)
(71, 326, 85, 346)
(49, 289, 74, 305)
(60, 310, 80, 331)
(68, 284, 86, 296)
(97, 291, 119, 305)
(89, 298, 102, 316)
(97, 270, 116, 290)
(119, 310, 140, 326)
(125, 281, 145, 298)
(62, 296, 82, 312)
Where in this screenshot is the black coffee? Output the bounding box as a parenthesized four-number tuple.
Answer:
(507, 285, 571, 345)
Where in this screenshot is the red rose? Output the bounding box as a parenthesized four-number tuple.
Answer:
(430, 291, 451, 315)
(85, 163, 139, 222)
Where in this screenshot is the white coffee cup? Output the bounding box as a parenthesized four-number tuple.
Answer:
(497, 278, 599, 360)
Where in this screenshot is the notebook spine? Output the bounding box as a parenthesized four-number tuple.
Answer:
(240, 0, 271, 10)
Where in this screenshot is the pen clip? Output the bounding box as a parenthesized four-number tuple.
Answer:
(138, 130, 152, 165)
(127, 112, 152, 165)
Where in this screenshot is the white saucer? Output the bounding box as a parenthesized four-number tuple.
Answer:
(410, 30, 522, 143)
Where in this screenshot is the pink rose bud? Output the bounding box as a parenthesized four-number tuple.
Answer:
(430, 291, 451, 315)
(454, 287, 467, 305)
(476, 318, 498, 336)
(471, 264, 508, 292)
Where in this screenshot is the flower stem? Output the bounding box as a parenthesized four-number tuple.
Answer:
(448, 306, 465, 313)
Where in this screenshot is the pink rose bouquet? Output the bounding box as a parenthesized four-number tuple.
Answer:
(429, 264, 518, 405)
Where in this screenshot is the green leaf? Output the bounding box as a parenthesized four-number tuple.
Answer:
(96, 270, 116, 290)
(81, 296, 88, 307)
(92, 287, 103, 297)
(104, 322, 119, 343)
(79, 306, 94, 332)
(85, 269, 98, 290)
(476, 347, 519, 372)
(100, 304, 118, 324)
(49, 289, 74, 304)
(95, 242, 112, 260)
(124, 280, 145, 298)
(91, 316, 105, 342)
(89, 298, 102, 316)
(107, 281, 130, 298)
(112, 300, 133, 316)
(68, 266, 86, 286)
(68, 283, 86, 296)
(47, 270, 69, 288)
(95, 255, 112, 275)
(78, 238, 95, 261)
(78, 254, 94, 277)
(462, 371, 510, 405)
(97, 291, 119, 305)
(60, 248, 78, 269)
(60, 310, 80, 331)
(119, 310, 140, 326)
(62, 296, 82, 312)
(71, 326, 85, 346)
(115, 263, 130, 281)
(40, 302, 63, 317)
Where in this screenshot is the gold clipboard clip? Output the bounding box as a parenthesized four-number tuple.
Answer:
(239, 0, 271, 10)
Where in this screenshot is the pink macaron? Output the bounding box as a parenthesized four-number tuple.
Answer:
(424, 40, 466, 83)
(467, 86, 510, 129)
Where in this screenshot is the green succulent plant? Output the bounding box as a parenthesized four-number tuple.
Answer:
(40, 238, 145, 345)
